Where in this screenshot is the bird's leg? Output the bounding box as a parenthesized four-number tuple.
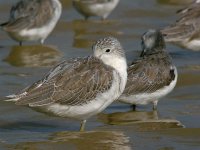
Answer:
(80, 120, 87, 132)
(84, 16, 89, 21)
(132, 104, 136, 111)
(19, 41, 22, 46)
(152, 109, 159, 120)
(152, 100, 158, 110)
(101, 14, 107, 21)
(40, 39, 44, 45)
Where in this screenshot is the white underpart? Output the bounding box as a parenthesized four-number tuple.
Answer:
(119, 66, 178, 105)
(196, 0, 200, 3)
(181, 39, 200, 51)
(15, 0, 62, 43)
(167, 37, 200, 51)
(38, 56, 127, 120)
(76, 0, 119, 19)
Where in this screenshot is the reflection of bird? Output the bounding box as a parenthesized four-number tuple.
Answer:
(52, 130, 131, 150)
(4, 37, 127, 131)
(161, 0, 200, 51)
(99, 110, 184, 130)
(157, 0, 194, 5)
(119, 30, 177, 110)
(73, 0, 119, 20)
(99, 110, 159, 125)
(0, 0, 62, 46)
(10, 130, 131, 150)
(4, 45, 62, 67)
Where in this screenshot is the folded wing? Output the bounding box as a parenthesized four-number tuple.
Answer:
(15, 57, 114, 107)
(124, 54, 175, 96)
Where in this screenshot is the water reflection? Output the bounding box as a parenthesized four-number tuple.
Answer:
(72, 20, 123, 48)
(9, 130, 131, 150)
(60, 0, 71, 9)
(157, 0, 194, 5)
(158, 128, 200, 146)
(99, 110, 184, 131)
(4, 45, 62, 67)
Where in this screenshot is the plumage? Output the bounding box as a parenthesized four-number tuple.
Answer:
(161, 0, 200, 51)
(73, 0, 119, 20)
(0, 0, 62, 45)
(119, 30, 177, 110)
(124, 53, 175, 96)
(5, 37, 127, 131)
(15, 57, 114, 107)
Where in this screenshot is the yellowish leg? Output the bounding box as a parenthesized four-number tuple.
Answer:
(132, 104, 136, 111)
(153, 100, 158, 110)
(80, 120, 87, 132)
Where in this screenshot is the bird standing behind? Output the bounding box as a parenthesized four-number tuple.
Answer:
(119, 30, 177, 110)
(161, 0, 200, 51)
(73, 0, 119, 20)
(0, 0, 62, 46)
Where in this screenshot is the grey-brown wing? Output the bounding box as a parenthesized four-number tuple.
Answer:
(16, 58, 84, 96)
(176, 2, 200, 16)
(162, 5, 200, 42)
(123, 53, 175, 96)
(2, 0, 54, 31)
(161, 24, 195, 42)
(16, 57, 114, 107)
(1, 17, 30, 31)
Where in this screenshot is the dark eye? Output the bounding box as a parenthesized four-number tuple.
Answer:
(105, 49, 110, 53)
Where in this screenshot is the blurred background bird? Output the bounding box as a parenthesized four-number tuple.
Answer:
(73, 0, 119, 20)
(119, 30, 177, 110)
(0, 0, 62, 46)
(161, 0, 200, 51)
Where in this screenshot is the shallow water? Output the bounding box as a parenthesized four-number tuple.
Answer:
(0, 0, 200, 150)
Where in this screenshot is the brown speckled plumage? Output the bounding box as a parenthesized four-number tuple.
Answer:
(119, 30, 177, 110)
(124, 51, 174, 96)
(15, 56, 114, 107)
(161, 1, 200, 50)
(1, 0, 55, 31)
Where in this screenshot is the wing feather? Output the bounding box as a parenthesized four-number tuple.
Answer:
(123, 52, 174, 96)
(16, 57, 114, 106)
(161, 3, 200, 42)
(2, 0, 54, 31)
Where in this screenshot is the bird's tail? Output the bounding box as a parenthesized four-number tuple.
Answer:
(1, 94, 19, 102)
(0, 22, 8, 27)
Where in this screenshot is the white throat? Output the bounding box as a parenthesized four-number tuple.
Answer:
(102, 56, 127, 74)
(101, 55, 127, 93)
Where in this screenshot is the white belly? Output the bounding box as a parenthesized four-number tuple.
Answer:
(74, 0, 119, 18)
(39, 71, 126, 120)
(9, 0, 62, 43)
(182, 39, 200, 51)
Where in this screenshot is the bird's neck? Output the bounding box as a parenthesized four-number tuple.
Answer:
(102, 56, 127, 75)
(101, 56, 127, 93)
(53, 0, 62, 9)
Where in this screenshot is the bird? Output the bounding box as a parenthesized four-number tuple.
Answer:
(4, 37, 127, 131)
(72, 0, 119, 20)
(119, 29, 178, 110)
(161, 0, 200, 51)
(0, 0, 62, 46)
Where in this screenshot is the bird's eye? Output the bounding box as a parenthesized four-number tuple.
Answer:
(105, 49, 110, 52)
